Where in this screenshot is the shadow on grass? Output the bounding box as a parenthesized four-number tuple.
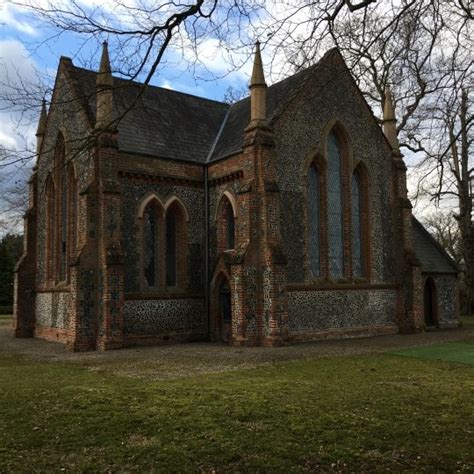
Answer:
(392, 341, 474, 365)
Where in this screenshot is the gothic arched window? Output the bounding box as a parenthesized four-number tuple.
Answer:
(327, 131, 344, 277)
(216, 194, 237, 253)
(308, 165, 321, 277)
(139, 195, 188, 291)
(52, 134, 68, 283)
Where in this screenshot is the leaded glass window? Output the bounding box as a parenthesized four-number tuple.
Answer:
(166, 211, 177, 286)
(327, 131, 344, 277)
(68, 168, 77, 257)
(144, 206, 156, 287)
(352, 173, 363, 277)
(46, 178, 55, 280)
(59, 168, 68, 281)
(308, 165, 320, 277)
(226, 203, 235, 249)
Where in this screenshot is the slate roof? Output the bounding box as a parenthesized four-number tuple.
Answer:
(68, 49, 333, 163)
(412, 217, 459, 274)
(71, 65, 229, 163)
(211, 64, 316, 160)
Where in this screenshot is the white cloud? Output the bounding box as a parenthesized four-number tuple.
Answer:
(0, 2, 39, 36)
(0, 38, 41, 149)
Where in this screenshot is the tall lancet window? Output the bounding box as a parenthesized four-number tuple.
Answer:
(327, 131, 344, 277)
(352, 172, 363, 277)
(143, 206, 157, 287)
(166, 210, 177, 287)
(308, 165, 320, 277)
(45, 176, 55, 282)
(53, 134, 68, 282)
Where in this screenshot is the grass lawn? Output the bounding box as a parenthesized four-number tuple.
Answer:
(1, 348, 473, 472)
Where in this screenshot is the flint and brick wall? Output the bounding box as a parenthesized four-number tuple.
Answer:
(272, 55, 399, 336)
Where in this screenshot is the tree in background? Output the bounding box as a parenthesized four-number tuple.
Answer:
(0, 234, 23, 313)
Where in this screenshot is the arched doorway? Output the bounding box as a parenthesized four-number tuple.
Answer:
(218, 279, 232, 342)
(423, 278, 437, 327)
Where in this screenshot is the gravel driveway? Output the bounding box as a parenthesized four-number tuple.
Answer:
(1, 316, 473, 380)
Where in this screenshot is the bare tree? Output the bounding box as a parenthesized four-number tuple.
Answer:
(422, 211, 462, 265)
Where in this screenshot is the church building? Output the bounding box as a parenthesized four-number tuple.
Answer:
(13, 43, 459, 351)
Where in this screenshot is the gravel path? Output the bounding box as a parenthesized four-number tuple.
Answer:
(1, 316, 473, 380)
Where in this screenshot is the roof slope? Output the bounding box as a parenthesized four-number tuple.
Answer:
(210, 64, 316, 160)
(412, 217, 459, 274)
(71, 65, 229, 163)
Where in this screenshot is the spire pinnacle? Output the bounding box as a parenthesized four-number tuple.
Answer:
(382, 85, 399, 151)
(250, 41, 266, 87)
(95, 41, 114, 130)
(97, 41, 112, 87)
(249, 41, 267, 125)
(36, 99, 47, 137)
(383, 85, 396, 122)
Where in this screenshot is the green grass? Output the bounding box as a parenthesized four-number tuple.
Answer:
(392, 341, 474, 365)
(1, 351, 473, 472)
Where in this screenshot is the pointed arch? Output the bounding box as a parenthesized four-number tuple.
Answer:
(137, 192, 165, 219)
(351, 161, 370, 278)
(216, 192, 237, 252)
(164, 195, 190, 222)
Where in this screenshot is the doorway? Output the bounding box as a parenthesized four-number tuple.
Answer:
(423, 278, 437, 327)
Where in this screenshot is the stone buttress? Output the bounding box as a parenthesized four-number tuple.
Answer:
(68, 42, 125, 350)
(384, 86, 423, 332)
(233, 42, 289, 346)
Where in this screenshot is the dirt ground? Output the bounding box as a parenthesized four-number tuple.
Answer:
(1, 315, 473, 380)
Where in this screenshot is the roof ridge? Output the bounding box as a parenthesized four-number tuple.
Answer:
(70, 63, 228, 106)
